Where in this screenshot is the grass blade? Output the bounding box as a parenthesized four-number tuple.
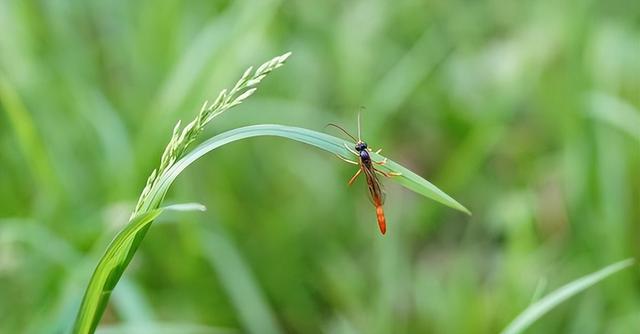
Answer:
(501, 258, 635, 334)
(0, 76, 59, 194)
(143, 124, 470, 215)
(73, 205, 205, 334)
(587, 92, 640, 142)
(73, 209, 163, 334)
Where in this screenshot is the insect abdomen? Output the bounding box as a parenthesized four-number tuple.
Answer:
(376, 204, 386, 235)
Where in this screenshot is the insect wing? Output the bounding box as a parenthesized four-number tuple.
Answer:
(361, 163, 386, 206)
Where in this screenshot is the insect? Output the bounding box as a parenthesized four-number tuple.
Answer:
(328, 114, 401, 235)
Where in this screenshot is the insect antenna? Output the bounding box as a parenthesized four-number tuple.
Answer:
(326, 123, 357, 142)
(357, 112, 362, 141)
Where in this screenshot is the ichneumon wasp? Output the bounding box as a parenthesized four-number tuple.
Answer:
(327, 114, 401, 235)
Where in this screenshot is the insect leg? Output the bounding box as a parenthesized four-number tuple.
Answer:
(369, 148, 386, 165)
(343, 143, 358, 156)
(373, 157, 388, 165)
(374, 168, 401, 178)
(348, 169, 362, 186)
(335, 154, 358, 165)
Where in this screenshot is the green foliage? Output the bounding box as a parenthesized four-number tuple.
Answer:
(73, 54, 468, 333)
(73, 209, 163, 334)
(1, 1, 638, 333)
(502, 259, 634, 334)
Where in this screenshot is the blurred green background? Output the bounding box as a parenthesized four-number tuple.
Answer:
(1, 0, 639, 333)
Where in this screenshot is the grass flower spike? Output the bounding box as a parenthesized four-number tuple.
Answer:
(134, 52, 291, 215)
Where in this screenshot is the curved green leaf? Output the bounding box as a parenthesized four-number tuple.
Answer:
(501, 258, 635, 334)
(74, 209, 164, 334)
(142, 124, 470, 215)
(73, 203, 205, 334)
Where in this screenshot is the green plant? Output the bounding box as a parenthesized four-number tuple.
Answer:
(502, 258, 634, 334)
(72, 53, 469, 334)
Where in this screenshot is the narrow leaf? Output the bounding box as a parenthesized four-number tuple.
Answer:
(501, 258, 635, 334)
(164, 202, 207, 212)
(73, 204, 207, 334)
(141, 124, 470, 215)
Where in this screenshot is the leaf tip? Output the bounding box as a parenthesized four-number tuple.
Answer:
(164, 202, 207, 212)
(447, 198, 472, 216)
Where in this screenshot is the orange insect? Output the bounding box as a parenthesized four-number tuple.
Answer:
(328, 114, 401, 235)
